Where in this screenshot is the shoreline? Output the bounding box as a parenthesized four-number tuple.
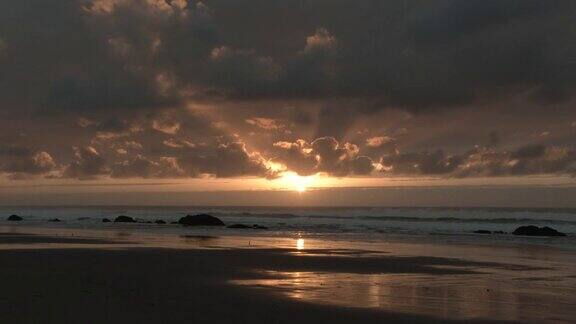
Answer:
(1, 228, 575, 323)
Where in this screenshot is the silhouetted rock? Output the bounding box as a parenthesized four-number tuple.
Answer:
(178, 214, 225, 226)
(7, 215, 23, 221)
(227, 224, 251, 229)
(252, 224, 268, 230)
(513, 225, 566, 237)
(77, 217, 90, 220)
(102, 218, 111, 223)
(114, 215, 136, 223)
(474, 230, 492, 234)
(48, 218, 61, 222)
(154, 220, 166, 224)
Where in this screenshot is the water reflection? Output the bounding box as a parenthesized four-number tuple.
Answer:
(233, 270, 576, 322)
(180, 235, 218, 246)
(296, 238, 305, 250)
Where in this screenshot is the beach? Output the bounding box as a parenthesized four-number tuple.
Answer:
(4, 0, 576, 322)
(1, 223, 575, 323)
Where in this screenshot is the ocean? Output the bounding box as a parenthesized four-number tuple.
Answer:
(2, 206, 575, 250)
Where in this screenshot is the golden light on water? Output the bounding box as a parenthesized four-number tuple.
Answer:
(296, 238, 305, 250)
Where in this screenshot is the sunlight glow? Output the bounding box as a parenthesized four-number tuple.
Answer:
(279, 172, 315, 192)
(296, 238, 305, 250)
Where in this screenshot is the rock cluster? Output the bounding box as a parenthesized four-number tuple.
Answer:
(512, 225, 566, 237)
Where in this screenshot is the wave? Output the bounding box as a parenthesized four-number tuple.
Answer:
(222, 212, 576, 225)
(359, 216, 576, 225)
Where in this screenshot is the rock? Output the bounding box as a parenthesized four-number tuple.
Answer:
(114, 215, 136, 223)
(154, 220, 166, 224)
(102, 218, 111, 223)
(170, 221, 178, 224)
(7, 215, 23, 221)
(474, 230, 492, 234)
(77, 217, 90, 220)
(493, 231, 506, 234)
(252, 224, 268, 230)
(48, 218, 61, 222)
(178, 214, 225, 226)
(513, 225, 566, 237)
(227, 224, 251, 229)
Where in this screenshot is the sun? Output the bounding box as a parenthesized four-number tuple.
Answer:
(279, 172, 315, 192)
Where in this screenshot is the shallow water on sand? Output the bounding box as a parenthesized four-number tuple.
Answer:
(1, 225, 575, 323)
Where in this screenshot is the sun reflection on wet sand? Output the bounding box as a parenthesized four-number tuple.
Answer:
(3, 225, 576, 322)
(233, 267, 576, 322)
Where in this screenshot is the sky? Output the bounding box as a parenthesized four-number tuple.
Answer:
(2, 0, 576, 206)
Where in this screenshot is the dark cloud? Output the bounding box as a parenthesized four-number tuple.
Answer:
(272, 137, 375, 177)
(0, 146, 57, 178)
(377, 144, 576, 178)
(196, 0, 576, 110)
(111, 155, 185, 178)
(178, 141, 272, 178)
(63, 146, 108, 179)
(512, 144, 546, 160)
(110, 140, 273, 179)
(380, 150, 462, 176)
(4, 0, 576, 111)
(2, 0, 576, 181)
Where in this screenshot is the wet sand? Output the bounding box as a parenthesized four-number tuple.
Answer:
(0, 228, 575, 323)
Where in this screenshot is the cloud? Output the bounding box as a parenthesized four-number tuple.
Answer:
(272, 137, 376, 176)
(245, 117, 284, 131)
(0, 146, 57, 178)
(151, 114, 181, 134)
(375, 143, 576, 178)
(380, 150, 462, 176)
(303, 28, 337, 54)
(207, 46, 281, 95)
(95, 117, 142, 139)
(4, 0, 576, 112)
(178, 141, 272, 178)
(111, 140, 274, 179)
(63, 146, 108, 179)
(366, 136, 394, 148)
(111, 155, 185, 178)
(2, 0, 576, 182)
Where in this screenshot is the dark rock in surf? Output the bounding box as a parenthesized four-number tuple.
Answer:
(252, 224, 268, 230)
(7, 215, 23, 221)
(114, 215, 136, 223)
(178, 214, 225, 227)
(512, 225, 566, 237)
(473, 230, 492, 234)
(102, 218, 111, 223)
(155, 220, 166, 224)
(48, 218, 61, 222)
